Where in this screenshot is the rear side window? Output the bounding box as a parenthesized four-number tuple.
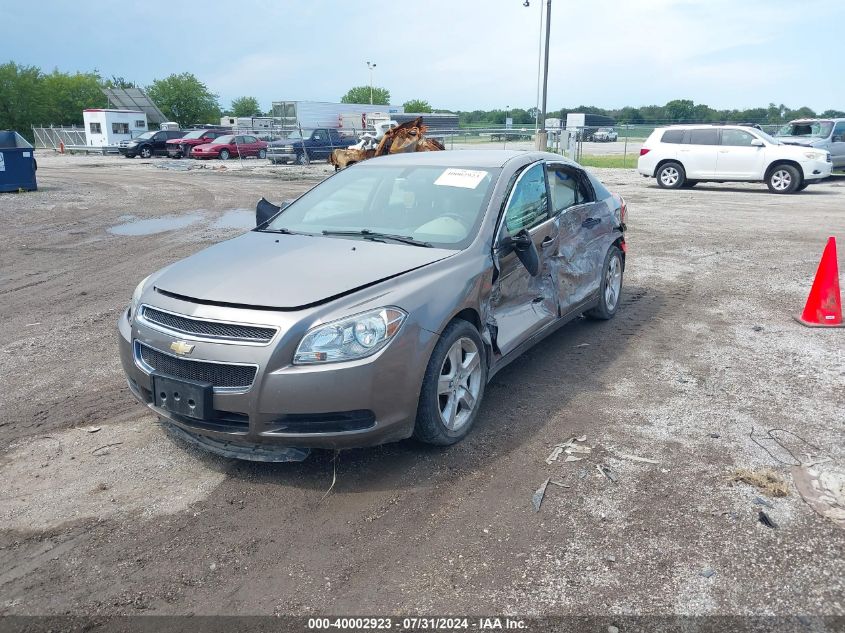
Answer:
(687, 129, 719, 145)
(661, 129, 685, 144)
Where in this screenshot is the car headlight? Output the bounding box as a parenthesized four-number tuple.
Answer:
(128, 275, 151, 321)
(127, 141, 138, 147)
(293, 307, 407, 364)
(804, 150, 828, 161)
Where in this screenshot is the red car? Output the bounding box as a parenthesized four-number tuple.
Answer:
(191, 134, 269, 160)
(166, 129, 231, 158)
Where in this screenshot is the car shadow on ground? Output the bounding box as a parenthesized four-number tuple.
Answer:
(647, 180, 843, 195)
(178, 284, 664, 492)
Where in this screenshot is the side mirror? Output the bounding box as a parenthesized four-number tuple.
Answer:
(255, 197, 291, 227)
(833, 135, 843, 143)
(751, 138, 765, 147)
(499, 229, 540, 276)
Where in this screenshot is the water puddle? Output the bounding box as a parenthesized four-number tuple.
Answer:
(108, 213, 204, 236)
(212, 208, 253, 230)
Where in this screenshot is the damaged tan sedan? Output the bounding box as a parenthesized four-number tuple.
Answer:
(119, 150, 628, 461)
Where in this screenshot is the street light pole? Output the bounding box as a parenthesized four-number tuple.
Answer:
(366, 61, 377, 105)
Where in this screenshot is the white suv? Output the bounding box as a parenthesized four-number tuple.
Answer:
(637, 125, 833, 193)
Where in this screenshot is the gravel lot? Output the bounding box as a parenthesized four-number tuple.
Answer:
(0, 152, 843, 618)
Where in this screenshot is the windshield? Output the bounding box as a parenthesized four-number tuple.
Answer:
(262, 164, 500, 249)
(597, 128, 612, 132)
(776, 121, 833, 139)
(181, 130, 209, 139)
(134, 131, 154, 140)
(285, 130, 312, 141)
(212, 135, 234, 144)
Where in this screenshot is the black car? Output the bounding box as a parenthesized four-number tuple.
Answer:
(119, 130, 186, 158)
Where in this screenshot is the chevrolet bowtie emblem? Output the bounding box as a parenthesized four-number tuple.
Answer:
(170, 341, 195, 355)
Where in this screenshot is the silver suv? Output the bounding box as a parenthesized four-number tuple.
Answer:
(775, 118, 845, 168)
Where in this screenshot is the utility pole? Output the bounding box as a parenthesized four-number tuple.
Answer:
(366, 61, 377, 105)
(536, 0, 552, 151)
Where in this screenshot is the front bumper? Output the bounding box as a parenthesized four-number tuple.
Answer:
(267, 148, 295, 163)
(803, 158, 833, 181)
(117, 300, 437, 452)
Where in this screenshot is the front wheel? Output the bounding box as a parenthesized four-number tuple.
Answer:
(585, 245, 624, 320)
(414, 320, 487, 446)
(258, 148, 267, 159)
(656, 162, 685, 189)
(139, 146, 153, 159)
(766, 164, 800, 193)
(219, 149, 230, 161)
(796, 180, 809, 191)
(296, 152, 309, 165)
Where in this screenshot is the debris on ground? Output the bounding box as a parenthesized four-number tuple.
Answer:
(758, 510, 778, 529)
(709, 432, 721, 439)
(545, 437, 591, 464)
(616, 453, 659, 465)
(86, 426, 101, 433)
(597, 464, 618, 484)
(545, 446, 564, 465)
(532, 478, 551, 512)
(791, 463, 845, 530)
(730, 468, 789, 497)
(753, 496, 774, 509)
(549, 480, 569, 488)
(699, 568, 716, 578)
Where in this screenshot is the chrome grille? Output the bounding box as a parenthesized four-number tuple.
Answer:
(141, 306, 276, 343)
(137, 342, 256, 390)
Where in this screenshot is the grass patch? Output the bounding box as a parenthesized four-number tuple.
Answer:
(578, 154, 639, 169)
(730, 468, 789, 497)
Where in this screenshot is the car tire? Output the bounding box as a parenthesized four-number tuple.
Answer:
(656, 162, 685, 189)
(585, 245, 624, 321)
(258, 148, 267, 159)
(766, 164, 800, 194)
(796, 180, 809, 191)
(680, 180, 698, 188)
(296, 152, 309, 166)
(413, 319, 487, 446)
(219, 149, 230, 161)
(139, 146, 153, 159)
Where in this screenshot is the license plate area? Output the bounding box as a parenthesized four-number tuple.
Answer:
(152, 373, 213, 420)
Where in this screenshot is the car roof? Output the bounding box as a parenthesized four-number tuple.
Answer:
(362, 149, 574, 169)
(656, 124, 758, 130)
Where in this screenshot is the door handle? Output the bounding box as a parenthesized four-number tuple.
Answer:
(540, 235, 555, 247)
(581, 217, 600, 229)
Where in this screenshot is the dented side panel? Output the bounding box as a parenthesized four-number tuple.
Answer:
(490, 215, 560, 356)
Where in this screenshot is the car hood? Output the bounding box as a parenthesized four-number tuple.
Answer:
(777, 138, 823, 147)
(153, 231, 456, 309)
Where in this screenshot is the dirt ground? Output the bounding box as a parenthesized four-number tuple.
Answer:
(0, 152, 843, 619)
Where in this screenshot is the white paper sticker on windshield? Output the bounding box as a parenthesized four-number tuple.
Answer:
(434, 168, 487, 189)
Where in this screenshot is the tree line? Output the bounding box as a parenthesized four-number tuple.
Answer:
(2, 61, 843, 141)
(456, 100, 845, 127)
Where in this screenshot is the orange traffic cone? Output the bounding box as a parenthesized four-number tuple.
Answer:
(794, 237, 843, 328)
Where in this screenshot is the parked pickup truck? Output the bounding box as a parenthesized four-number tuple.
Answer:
(266, 128, 356, 165)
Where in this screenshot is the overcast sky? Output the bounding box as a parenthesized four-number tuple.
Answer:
(5, 0, 843, 112)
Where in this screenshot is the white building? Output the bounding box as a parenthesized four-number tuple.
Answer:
(83, 109, 147, 147)
(220, 116, 274, 130)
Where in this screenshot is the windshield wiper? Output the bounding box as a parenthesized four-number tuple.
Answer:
(321, 229, 433, 248)
(258, 227, 301, 235)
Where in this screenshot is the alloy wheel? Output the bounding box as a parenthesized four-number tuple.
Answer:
(605, 254, 622, 311)
(771, 169, 792, 191)
(660, 167, 679, 187)
(437, 337, 483, 431)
